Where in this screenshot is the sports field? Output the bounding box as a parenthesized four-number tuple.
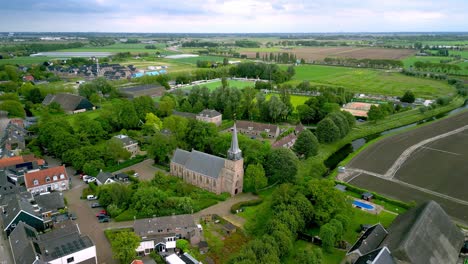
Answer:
(345, 111, 468, 224)
(182, 79, 255, 91)
(0, 56, 59, 65)
(285, 65, 455, 98)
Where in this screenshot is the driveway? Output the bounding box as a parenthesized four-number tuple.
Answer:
(114, 159, 163, 181)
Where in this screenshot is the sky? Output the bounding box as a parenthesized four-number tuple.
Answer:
(1, 0, 467, 33)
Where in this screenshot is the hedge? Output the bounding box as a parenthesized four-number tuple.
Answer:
(335, 181, 412, 210)
(230, 198, 263, 214)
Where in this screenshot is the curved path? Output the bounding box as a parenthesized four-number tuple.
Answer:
(384, 124, 468, 179)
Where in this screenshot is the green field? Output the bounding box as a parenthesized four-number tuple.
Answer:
(403, 55, 468, 75)
(170, 55, 230, 64)
(0, 56, 60, 65)
(120, 58, 195, 73)
(285, 65, 455, 98)
(182, 79, 255, 91)
(266, 93, 310, 108)
(57, 43, 176, 55)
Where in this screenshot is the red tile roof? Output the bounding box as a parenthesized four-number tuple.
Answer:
(131, 260, 144, 264)
(0, 156, 25, 168)
(24, 166, 68, 189)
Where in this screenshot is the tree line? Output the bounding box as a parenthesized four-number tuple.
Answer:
(323, 57, 403, 69)
(0, 42, 84, 57)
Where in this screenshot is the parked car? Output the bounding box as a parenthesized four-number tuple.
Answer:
(87, 177, 97, 184)
(91, 202, 102, 208)
(82, 175, 91, 182)
(99, 216, 110, 223)
(133, 173, 139, 177)
(87, 195, 98, 200)
(96, 210, 108, 217)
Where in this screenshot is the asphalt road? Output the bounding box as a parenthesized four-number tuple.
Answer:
(0, 227, 13, 264)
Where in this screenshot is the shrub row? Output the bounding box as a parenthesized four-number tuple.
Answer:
(230, 198, 263, 214)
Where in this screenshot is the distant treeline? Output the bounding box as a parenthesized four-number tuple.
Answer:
(322, 57, 403, 69)
(412, 61, 461, 73)
(181, 39, 260, 48)
(0, 42, 84, 56)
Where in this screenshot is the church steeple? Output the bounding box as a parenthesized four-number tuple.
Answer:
(227, 122, 242, 160)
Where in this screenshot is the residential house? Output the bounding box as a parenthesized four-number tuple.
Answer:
(42, 93, 95, 114)
(166, 253, 200, 264)
(22, 75, 34, 82)
(114, 172, 129, 183)
(170, 124, 244, 196)
(0, 154, 46, 184)
(114, 135, 140, 158)
(34, 192, 66, 228)
(133, 214, 201, 256)
(236, 120, 280, 139)
(272, 123, 305, 149)
(1, 193, 44, 236)
(24, 166, 69, 195)
(196, 109, 222, 126)
(95, 171, 115, 186)
(346, 200, 464, 264)
(9, 221, 97, 264)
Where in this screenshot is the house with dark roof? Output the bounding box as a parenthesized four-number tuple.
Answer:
(114, 172, 129, 182)
(272, 123, 305, 149)
(0, 155, 46, 185)
(24, 166, 69, 195)
(196, 109, 222, 126)
(1, 194, 44, 236)
(170, 124, 244, 196)
(346, 200, 464, 264)
(9, 221, 97, 264)
(133, 214, 201, 256)
(114, 135, 140, 158)
(34, 192, 66, 227)
(236, 120, 280, 139)
(42, 93, 95, 114)
(95, 171, 115, 186)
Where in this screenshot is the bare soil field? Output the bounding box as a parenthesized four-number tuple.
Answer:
(349, 174, 468, 224)
(347, 111, 468, 174)
(345, 111, 468, 225)
(241, 47, 415, 61)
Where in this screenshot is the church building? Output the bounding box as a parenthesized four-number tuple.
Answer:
(170, 124, 244, 196)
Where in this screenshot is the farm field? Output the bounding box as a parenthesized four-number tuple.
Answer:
(345, 110, 468, 225)
(58, 43, 168, 53)
(181, 79, 255, 91)
(402, 55, 468, 75)
(0, 56, 62, 65)
(241, 47, 415, 61)
(284, 65, 455, 98)
(169, 55, 228, 64)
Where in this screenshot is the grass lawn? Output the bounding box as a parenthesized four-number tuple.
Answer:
(182, 79, 255, 91)
(266, 93, 310, 108)
(120, 58, 195, 73)
(403, 55, 468, 76)
(238, 188, 275, 236)
(344, 209, 396, 242)
(284, 64, 455, 99)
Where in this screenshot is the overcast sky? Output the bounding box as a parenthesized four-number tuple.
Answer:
(1, 0, 467, 32)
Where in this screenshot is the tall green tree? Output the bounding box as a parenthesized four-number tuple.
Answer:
(148, 133, 178, 164)
(319, 223, 336, 253)
(0, 100, 25, 118)
(265, 148, 298, 184)
(401, 90, 415, 103)
(106, 138, 131, 163)
(316, 118, 340, 143)
(293, 130, 319, 158)
(367, 105, 385, 121)
(244, 163, 268, 193)
(133, 95, 157, 120)
(296, 248, 322, 264)
(110, 231, 140, 264)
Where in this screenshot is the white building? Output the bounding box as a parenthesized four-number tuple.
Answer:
(24, 166, 69, 195)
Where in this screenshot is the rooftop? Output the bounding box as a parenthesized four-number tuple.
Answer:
(172, 149, 226, 179)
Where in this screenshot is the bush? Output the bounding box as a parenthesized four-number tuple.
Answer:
(115, 209, 138, 222)
(230, 198, 263, 214)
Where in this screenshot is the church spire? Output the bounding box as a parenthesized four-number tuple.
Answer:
(227, 122, 242, 160)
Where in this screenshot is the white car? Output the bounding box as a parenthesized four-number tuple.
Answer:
(82, 175, 92, 182)
(87, 195, 98, 200)
(87, 177, 97, 184)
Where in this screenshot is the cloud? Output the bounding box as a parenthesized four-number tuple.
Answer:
(0, 0, 466, 32)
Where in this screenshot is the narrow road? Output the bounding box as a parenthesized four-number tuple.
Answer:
(0, 227, 13, 264)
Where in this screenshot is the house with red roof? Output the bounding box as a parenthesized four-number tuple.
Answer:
(24, 166, 69, 194)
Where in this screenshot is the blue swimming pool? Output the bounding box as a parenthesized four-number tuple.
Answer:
(353, 200, 375, 210)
